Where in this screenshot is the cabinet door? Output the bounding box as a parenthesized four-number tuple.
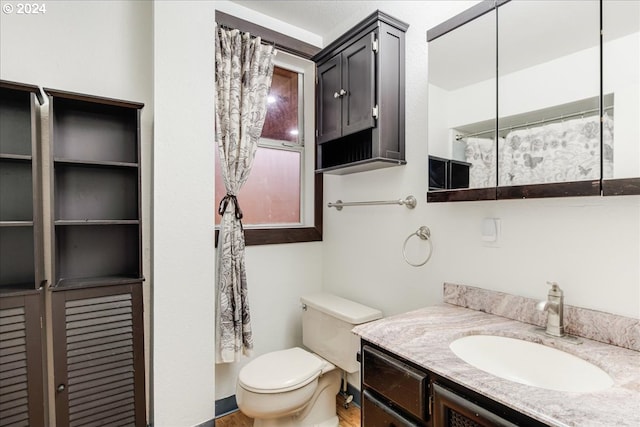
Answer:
(363, 345, 429, 422)
(363, 390, 422, 427)
(433, 383, 517, 427)
(51, 283, 145, 427)
(317, 54, 343, 144)
(341, 32, 376, 138)
(0, 292, 45, 427)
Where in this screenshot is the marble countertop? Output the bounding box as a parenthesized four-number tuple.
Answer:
(352, 304, 640, 427)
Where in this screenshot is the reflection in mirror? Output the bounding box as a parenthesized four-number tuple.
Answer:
(603, 0, 640, 182)
(427, 7, 496, 192)
(497, 0, 601, 187)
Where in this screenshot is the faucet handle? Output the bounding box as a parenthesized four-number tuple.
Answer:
(546, 281, 563, 298)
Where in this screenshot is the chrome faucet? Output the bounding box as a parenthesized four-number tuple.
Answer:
(536, 282, 565, 337)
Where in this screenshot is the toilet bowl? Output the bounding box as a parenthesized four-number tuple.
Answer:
(236, 347, 341, 427)
(236, 293, 382, 427)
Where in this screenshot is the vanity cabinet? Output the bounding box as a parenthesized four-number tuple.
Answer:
(313, 10, 408, 175)
(362, 344, 430, 426)
(432, 383, 517, 427)
(361, 341, 548, 427)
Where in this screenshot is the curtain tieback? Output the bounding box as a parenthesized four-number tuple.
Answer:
(218, 193, 243, 220)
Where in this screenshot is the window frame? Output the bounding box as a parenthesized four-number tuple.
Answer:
(214, 11, 323, 246)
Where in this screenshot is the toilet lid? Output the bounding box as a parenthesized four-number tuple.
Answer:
(238, 347, 325, 394)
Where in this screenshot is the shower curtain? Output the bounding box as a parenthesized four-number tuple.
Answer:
(215, 26, 276, 363)
(463, 114, 614, 187)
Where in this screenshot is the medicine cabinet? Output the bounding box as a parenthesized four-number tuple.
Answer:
(427, 0, 640, 202)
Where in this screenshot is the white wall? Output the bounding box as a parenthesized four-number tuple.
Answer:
(153, 1, 216, 425)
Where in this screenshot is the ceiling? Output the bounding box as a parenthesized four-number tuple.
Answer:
(230, 0, 374, 43)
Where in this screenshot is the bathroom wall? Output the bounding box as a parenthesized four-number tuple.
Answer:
(153, 2, 217, 426)
(319, 2, 640, 319)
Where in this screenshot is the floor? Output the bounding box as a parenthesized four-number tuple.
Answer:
(215, 394, 360, 427)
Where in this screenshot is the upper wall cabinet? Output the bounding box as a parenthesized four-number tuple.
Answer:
(313, 10, 408, 175)
(602, 0, 640, 195)
(427, 0, 640, 202)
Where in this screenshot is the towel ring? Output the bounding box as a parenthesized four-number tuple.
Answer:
(403, 226, 433, 267)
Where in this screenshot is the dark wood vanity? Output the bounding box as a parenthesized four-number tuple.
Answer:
(361, 341, 548, 427)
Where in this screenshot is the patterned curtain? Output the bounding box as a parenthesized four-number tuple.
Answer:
(215, 27, 276, 363)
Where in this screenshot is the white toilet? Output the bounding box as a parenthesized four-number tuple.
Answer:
(236, 292, 382, 427)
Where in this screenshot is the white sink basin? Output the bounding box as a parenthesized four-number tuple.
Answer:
(449, 335, 614, 392)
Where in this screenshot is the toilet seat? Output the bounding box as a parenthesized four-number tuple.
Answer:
(238, 347, 326, 394)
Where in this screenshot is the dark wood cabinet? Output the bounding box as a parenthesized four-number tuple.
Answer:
(51, 283, 145, 427)
(0, 81, 44, 295)
(0, 81, 146, 426)
(432, 383, 517, 427)
(313, 10, 408, 174)
(317, 33, 375, 145)
(0, 292, 45, 427)
(361, 340, 549, 427)
(361, 344, 430, 426)
(46, 89, 144, 290)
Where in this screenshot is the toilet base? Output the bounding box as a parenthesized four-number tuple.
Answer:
(244, 368, 341, 427)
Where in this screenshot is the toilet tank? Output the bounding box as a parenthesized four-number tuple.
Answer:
(300, 293, 382, 373)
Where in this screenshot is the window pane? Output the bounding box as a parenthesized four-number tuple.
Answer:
(262, 67, 299, 143)
(215, 147, 301, 225)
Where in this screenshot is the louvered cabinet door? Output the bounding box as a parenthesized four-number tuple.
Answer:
(0, 292, 45, 427)
(51, 283, 145, 427)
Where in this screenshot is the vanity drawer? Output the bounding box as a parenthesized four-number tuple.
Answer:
(363, 390, 422, 426)
(362, 345, 429, 422)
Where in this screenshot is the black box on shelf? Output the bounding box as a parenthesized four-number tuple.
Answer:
(449, 159, 471, 189)
(429, 156, 448, 190)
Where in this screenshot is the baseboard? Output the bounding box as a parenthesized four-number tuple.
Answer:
(193, 419, 215, 427)
(214, 381, 361, 419)
(215, 394, 239, 418)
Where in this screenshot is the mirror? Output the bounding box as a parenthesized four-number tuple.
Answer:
(602, 0, 640, 188)
(497, 0, 600, 189)
(427, 6, 497, 195)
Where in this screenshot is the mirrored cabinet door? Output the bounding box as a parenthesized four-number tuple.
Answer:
(427, 5, 497, 201)
(497, 0, 601, 196)
(602, 0, 640, 195)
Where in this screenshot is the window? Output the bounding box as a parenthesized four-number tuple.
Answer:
(214, 11, 322, 245)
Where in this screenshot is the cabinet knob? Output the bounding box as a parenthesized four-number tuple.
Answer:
(333, 89, 347, 98)
(57, 384, 65, 392)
